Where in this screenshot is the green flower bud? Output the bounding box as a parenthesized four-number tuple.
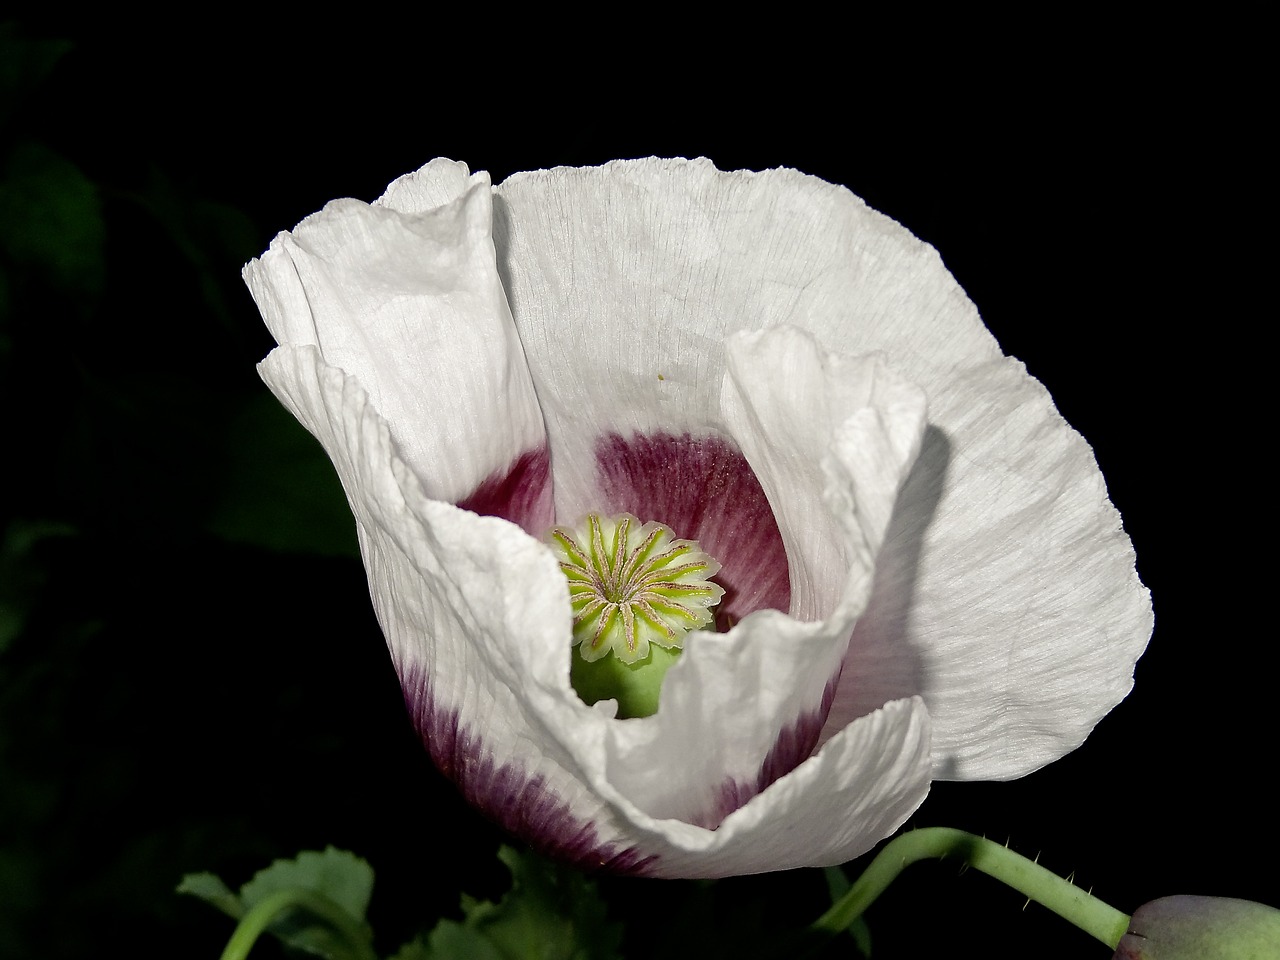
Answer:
(1112, 896, 1280, 959)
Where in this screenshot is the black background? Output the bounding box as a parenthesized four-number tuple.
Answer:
(1, 19, 1268, 960)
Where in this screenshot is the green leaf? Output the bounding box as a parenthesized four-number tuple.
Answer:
(239, 846, 374, 923)
(176, 871, 243, 920)
(418, 846, 622, 960)
(397, 922, 508, 960)
(181, 847, 375, 960)
(386, 934, 435, 960)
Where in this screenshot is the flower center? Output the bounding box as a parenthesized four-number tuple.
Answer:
(546, 513, 724, 718)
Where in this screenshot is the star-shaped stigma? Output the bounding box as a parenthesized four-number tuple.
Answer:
(547, 513, 725, 664)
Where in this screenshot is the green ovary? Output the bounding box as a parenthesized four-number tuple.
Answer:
(546, 513, 725, 719)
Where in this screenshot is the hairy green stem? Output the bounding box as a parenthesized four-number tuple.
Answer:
(813, 827, 1131, 949)
(218, 889, 377, 960)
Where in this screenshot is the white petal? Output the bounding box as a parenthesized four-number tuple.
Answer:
(259, 345, 645, 869)
(245, 162, 546, 511)
(608, 695, 933, 879)
(494, 158, 1150, 780)
(721, 327, 929, 623)
(571, 328, 927, 828)
(258, 344, 933, 878)
(825, 356, 1152, 777)
(492, 158, 988, 521)
(376, 157, 478, 214)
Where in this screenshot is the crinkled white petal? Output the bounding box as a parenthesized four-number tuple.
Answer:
(534, 326, 927, 826)
(722, 327, 928, 622)
(491, 159, 991, 521)
(259, 344, 620, 833)
(642, 695, 932, 878)
(825, 356, 1152, 776)
(258, 344, 933, 877)
(492, 158, 1151, 779)
(566, 693, 933, 879)
(245, 159, 544, 503)
(376, 157, 479, 214)
(249, 157, 1153, 877)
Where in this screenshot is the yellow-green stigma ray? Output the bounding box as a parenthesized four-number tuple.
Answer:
(552, 514, 724, 663)
(546, 513, 725, 718)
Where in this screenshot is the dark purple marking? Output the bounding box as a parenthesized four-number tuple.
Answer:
(697, 673, 841, 829)
(400, 663, 656, 875)
(594, 433, 791, 627)
(457, 446, 554, 535)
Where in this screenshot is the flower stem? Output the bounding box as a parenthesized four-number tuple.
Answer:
(217, 888, 376, 960)
(812, 827, 1131, 949)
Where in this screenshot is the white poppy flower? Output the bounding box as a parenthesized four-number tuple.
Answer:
(244, 158, 1151, 879)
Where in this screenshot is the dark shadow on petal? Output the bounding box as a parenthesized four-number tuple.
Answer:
(491, 192, 518, 313)
(821, 424, 951, 745)
(709, 426, 952, 822)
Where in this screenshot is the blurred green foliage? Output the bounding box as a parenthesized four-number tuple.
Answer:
(184, 846, 625, 960)
(0, 22, 370, 960)
(412, 846, 623, 960)
(0, 138, 104, 302)
(182, 847, 376, 959)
